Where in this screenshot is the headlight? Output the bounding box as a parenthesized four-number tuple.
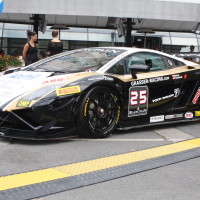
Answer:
(21, 85, 81, 101)
(21, 84, 64, 101)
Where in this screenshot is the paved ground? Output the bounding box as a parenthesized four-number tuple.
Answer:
(1, 121, 200, 200)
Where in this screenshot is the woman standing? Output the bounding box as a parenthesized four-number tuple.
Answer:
(47, 30, 63, 56)
(22, 31, 39, 66)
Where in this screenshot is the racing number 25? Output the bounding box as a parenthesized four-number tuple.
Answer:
(131, 90, 147, 105)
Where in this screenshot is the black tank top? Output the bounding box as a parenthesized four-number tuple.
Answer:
(47, 41, 63, 56)
(25, 42, 38, 66)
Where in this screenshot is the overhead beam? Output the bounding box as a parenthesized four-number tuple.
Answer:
(3, 0, 200, 22)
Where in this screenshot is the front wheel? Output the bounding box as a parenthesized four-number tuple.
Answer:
(78, 86, 120, 138)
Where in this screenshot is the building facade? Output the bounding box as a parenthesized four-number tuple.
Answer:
(0, 22, 200, 56)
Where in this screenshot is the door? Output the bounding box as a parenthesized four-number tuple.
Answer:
(123, 52, 184, 125)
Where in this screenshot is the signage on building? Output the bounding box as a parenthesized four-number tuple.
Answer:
(0, 0, 4, 13)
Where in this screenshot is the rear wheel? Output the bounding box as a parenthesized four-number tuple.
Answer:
(78, 86, 120, 138)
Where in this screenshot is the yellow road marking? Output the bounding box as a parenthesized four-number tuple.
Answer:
(0, 169, 69, 191)
(54, 138, 200, 175)
(1, 138, 200, 191)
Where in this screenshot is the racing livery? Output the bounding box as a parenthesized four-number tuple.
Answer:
(0, 47, 200, 139)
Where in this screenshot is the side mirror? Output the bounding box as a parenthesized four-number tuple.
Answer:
(129, 64, 150, 79)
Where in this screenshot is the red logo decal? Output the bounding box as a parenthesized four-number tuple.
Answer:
(184, 74, 188, 79)
(192, 88, 200, 104)
(43, 78, 64, 84)
(185, 112, 193, 119)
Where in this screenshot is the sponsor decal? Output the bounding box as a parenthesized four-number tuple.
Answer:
(17, 100, 31, 108)
(172, 74, 183, 80)
(104, 76, 114, 81)
(88, 77, 103, 81)
(150, 115, 164, 123)
(129, 108, 147, 116)
(152, 88, 180, 103)
(184, 112, 193, 119)
(0, 71, 52, 108)
(131, 79, 149, 86)
(9, 74, 41, 80)
(195, 111, 200, 117)
(174, 88, 180, 97)
(192, 88, 200, 104)
(84, 98, 90, 117)
(128, 86, 149, 117)
(131, 76, 170, 86)
(152, 94, 174, 103)
(165, 113, 183, 120)
(56, 86, 81, 96)
(184, 74, 188, 79)
(42, 78, 64, 84)
(165, 115, 174, 120)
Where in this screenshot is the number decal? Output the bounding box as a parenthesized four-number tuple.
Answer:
(140, 90, 147, 104)
(130, 91, 138, 105)
(130, 90, 147, 105)
(129, 86, 149, 117)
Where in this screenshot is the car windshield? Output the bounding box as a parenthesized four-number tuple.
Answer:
(25, 49, 124, 73)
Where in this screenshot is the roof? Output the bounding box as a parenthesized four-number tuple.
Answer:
(1, 0, 200, 33)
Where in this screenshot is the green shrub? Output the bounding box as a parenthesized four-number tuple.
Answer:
(0, 56, 23, 72)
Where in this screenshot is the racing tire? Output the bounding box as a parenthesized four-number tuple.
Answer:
(78, 86, 120, 138)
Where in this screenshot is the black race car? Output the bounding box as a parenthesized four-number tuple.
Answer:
(0, 47, 199, 139)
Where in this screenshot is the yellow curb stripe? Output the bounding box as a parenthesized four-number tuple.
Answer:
(0, 169, 70, 191)
(1, 138, 200, 191)
(54, 138, 200, 175)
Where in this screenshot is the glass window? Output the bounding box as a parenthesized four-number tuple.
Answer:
(162, 37, 171, 45)
(124, 52, 166, 73)
(107, 60, 125, 75)
(7, 38, 27, 56)
(68, 41, 99, 50)
(88, 28, 113, 34)
(4, 23, 30, 30)
(162, 45, 172, 53)
(171, 37, 197, 46)
(163, 57, 185, 69)
(172, 58, 185, 67)
(25, 49, 123, 73)
(170, 32, 197, 38)
(89, 33, 112, 42)
(99, 42, 112, 47)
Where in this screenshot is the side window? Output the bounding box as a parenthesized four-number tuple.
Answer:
(107, 60, 125, 75)
(125, 52, 166, 74)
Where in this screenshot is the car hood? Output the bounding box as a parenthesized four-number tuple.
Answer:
(0, 70, 97, 111)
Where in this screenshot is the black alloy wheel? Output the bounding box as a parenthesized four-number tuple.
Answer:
(78, 86, 120, 138)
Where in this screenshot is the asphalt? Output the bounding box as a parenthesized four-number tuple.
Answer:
(0, 121, 200, 200)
